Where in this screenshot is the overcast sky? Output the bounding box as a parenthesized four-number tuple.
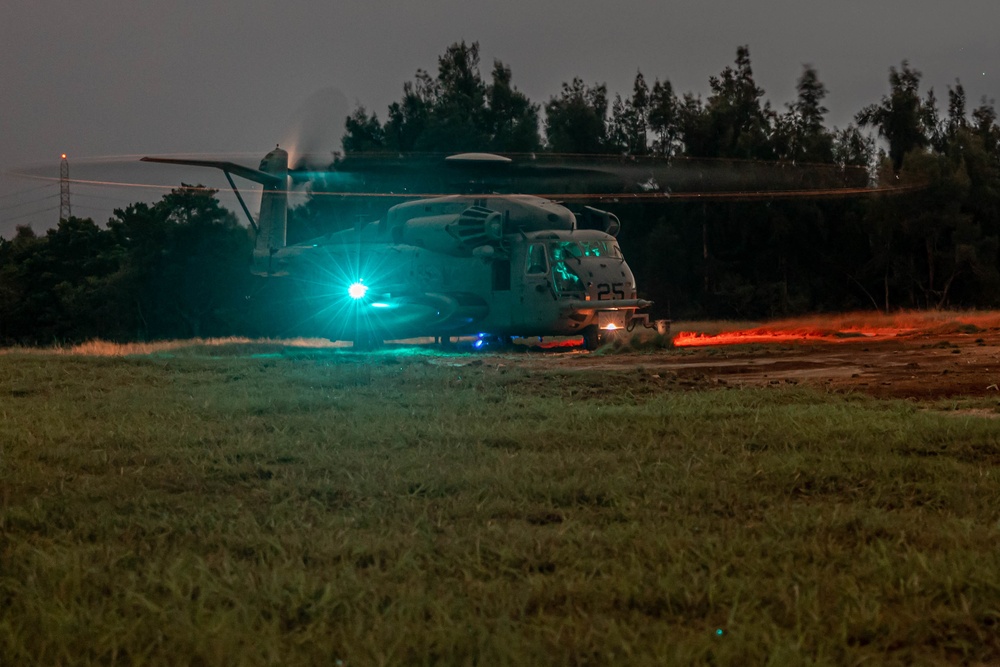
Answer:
(2, 0, 997, 238)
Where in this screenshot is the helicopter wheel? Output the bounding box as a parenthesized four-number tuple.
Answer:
(582, 325, 601, 351)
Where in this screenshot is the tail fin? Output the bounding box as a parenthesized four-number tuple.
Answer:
(142, 146, 289, 274)
(255, 146, 288, 263)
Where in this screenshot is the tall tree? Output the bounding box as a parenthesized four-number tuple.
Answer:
(775, 66, 835, 163)
(382, 68, 437, 152)
(0, 218, 126, 343)
(945, 81, 968, 139)
(108, 185, 249, 339)
(485, 60, 542, 152)
(608, 72, 651, 155)
(544, 78, 609, 153)
(856, 61, 937, 171)
(342, 107, 385, 153)
(831, 124, 877, 175)
(680, 46, 773, 159)
(647, 79, 680, 157)
(419, 41, 490, 151)
(971, 98, 1000, 161)
(343, 42, 541, 154)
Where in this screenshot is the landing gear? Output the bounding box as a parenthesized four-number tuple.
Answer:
(582, 325, 601, 351)
(582, 325, 622, 351)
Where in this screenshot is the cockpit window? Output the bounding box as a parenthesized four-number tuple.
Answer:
(526, 243, 548, 275)
(553, 241, 583, 259)
(548, 243, 585, 294)
(583, 240, 620, 258)
(548, 240, 622, 259)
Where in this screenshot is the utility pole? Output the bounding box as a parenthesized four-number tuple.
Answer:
(59, 153, 72, 221)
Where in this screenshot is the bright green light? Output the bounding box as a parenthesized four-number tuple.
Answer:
(348, 282, 368, 300)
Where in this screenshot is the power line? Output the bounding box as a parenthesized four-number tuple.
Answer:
(0, 193, 61, 213)
(72, 191, 138, 203)
(0, 183, 54, 200)
(72, 204, 114, 213)
(2, 205, 59, 223)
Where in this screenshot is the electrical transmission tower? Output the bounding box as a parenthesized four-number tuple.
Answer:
(59, 153, 72, 220)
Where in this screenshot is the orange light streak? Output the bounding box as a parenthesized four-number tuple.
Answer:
(672, 327, 913, 347)
(671, 311, 1000, 348)
(533, 337, 586, 349)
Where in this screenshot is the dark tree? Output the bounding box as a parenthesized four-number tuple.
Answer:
(856, 61, 938, 172)
(486, 60, 542, 152)
(647, 78, 680, 157)
(107, 185, 250, 339)
(544, 78, 609, 153)
(679, 46, 774, 159)
(343, 42, 541, 155)
(418, 41, 490, 151)
(775, 66, 835, 163)
(608, 72, 651, 155)
(0, 218, 125, 343)
(382, 68, 436, 152)
(342, 107, 385, 153)
(945, 81, 968, 138)
(971, 98, 1000, 161)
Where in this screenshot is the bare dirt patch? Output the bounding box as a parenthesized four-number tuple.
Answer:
(9, 313, 1000, 401)
(508, 327, 1000, 400)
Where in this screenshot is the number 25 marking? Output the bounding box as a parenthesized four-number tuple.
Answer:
(597, 283, 625, 300)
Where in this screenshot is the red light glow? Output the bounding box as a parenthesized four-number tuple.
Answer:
(671, 311, 1000, 348)
(534, 337, 586, 349)
(672, 327, 907, 347)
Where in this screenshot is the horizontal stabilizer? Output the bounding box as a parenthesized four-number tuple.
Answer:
(140, 157, 282, 187)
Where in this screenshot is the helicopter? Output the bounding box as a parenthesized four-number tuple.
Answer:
(142, 147, 653, 349)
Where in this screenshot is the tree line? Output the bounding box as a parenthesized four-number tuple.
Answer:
(2, 42, 999, 344)
(0, 187, 259, 344)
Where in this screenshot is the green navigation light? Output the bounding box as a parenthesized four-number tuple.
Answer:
(348, 282, 368, 300)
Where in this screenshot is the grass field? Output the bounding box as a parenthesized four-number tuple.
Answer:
(2, 343, 999, 665)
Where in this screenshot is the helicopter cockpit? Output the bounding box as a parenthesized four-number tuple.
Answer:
(523, 231, 634, 301)
(550, 239, 624, 291)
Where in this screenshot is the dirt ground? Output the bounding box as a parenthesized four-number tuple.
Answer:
(511, 327, 1000, 402)
(10, 314, 1000, 403)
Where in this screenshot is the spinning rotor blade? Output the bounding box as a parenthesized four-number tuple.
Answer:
(289, 151, 878, 202)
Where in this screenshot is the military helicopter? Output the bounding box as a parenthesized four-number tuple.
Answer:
(142, 147, 653, 349)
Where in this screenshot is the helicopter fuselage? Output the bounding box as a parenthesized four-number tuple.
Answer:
(142, 150, 651, 347)
(269, 195, 648, 343)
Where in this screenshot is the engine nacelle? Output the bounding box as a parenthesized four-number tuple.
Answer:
(576, 206, 621, 237)
(394, 206, 503, 256)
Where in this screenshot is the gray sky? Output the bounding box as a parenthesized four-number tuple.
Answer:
(2, 0, 997, 238)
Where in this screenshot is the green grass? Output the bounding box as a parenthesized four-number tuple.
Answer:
(1, 346, 999, 665)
